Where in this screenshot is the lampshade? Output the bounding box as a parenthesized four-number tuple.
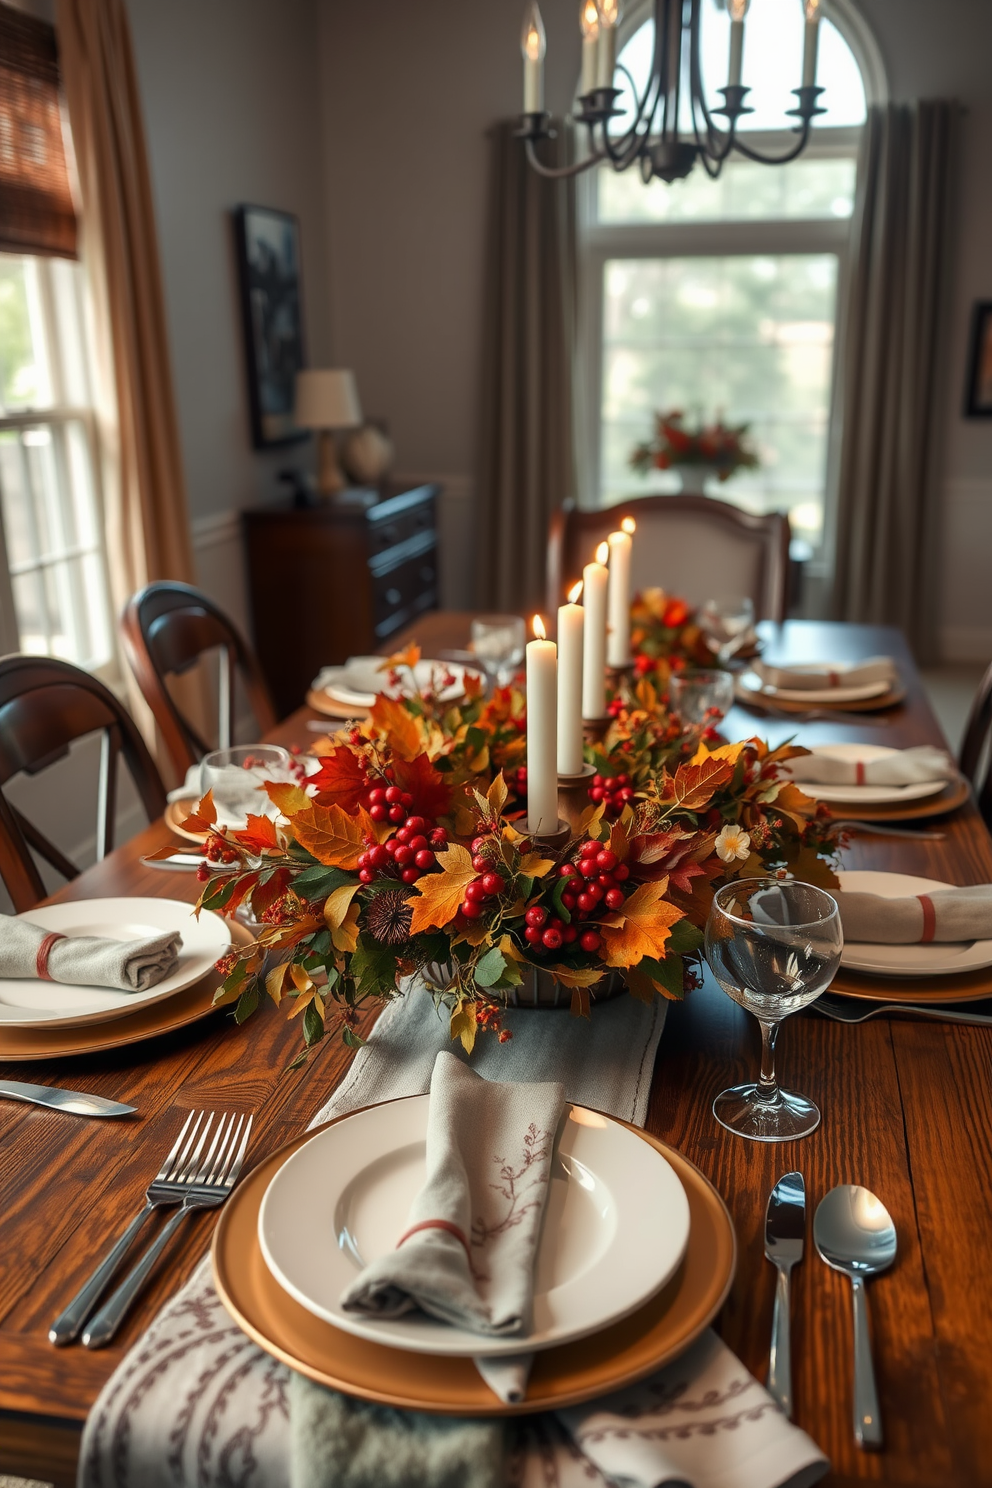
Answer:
(294, 369, 362, 430)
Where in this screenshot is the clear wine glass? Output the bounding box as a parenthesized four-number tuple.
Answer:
(200, 745, 292, 829)
(669, 668, 734, 728)
(470, 614, 526, 690)
(699, 596, 755, 662)
(704, 878, 843, 1141)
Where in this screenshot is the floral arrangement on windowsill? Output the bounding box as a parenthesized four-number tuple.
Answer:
(629, 410, 760, 482)
(186, 668, 838, 1066)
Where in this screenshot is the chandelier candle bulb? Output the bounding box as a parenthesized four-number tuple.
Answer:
(606, 528, 633, 667)
(579, 0, 600, 96)
(802, 0, 821, 87)
(557, 582, 585, 776)
(727, 0, 748, 87)
(521, 1, 547, 113)
(582, 545, 609, 719)
(526, 615, 559, 835)
(595, 0, 621, 88)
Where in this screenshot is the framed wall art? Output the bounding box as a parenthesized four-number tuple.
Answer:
(964, 301, 992, 418)
(233, 205, 307, 448)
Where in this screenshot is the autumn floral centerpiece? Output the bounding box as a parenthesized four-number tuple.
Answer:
(630, 410, 760, 483)
(188, 685, 837, 1064)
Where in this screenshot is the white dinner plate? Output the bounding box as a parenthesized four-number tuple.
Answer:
(787, 744, 948, 805)
(739, 671, 891, 705)
(837, 870, 992, 976)
(258, 1096, 691, 1357)
(315, 658, 484, 709)
(0, 898, 232, 1027)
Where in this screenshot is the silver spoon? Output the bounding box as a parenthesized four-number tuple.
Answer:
(814, 1184, 897, 1450)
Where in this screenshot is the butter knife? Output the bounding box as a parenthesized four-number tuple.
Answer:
(0, 1080, 136, 1118)
(765, 1170, 805, 1417)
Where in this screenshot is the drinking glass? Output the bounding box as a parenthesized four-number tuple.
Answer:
(470, 614, 526, 689)
(200, 745, 292, 829)
(699, 596, 755, 661)
(669, 668, 734, 727)
(704, 878, 843, 1140)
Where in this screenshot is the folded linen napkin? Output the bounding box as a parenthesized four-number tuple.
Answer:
(0, 917, 182, 990)
(787, 745, 955, 787)
(836, 885, 992, 943)
(166, 762, 202, 804)
(341, 1051, 565, 1339)
(753, 656, 895, 691)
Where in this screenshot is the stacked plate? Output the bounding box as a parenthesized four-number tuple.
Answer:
(0, 898, 234, 1058)
(213, 1096, 737, 1413)
(787, 744, 969, 822)
(832, 869, 992, 1004)
(736, 667, 905, 712)
(312, 657, 484, 712)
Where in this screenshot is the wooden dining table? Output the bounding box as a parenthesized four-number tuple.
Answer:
(2, 615, 991, 1488)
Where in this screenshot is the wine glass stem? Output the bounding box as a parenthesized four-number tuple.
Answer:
(756, 1019, 781, 1104)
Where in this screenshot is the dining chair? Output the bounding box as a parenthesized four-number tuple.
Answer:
(0, 654, 167, 913)
(958, 660, 992, 827)
(546, 495, 792, 621)
(121, 581, 278, 779)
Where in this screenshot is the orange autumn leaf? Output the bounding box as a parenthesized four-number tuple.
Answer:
(406, 842, 476, 933)
(291, 802, 371, 869)
(309, 748, 369, 813)
(391, 752, 453, 820)
(600, 879, 685, 968)
(379, 642, 421, 673)
(232, 813, 279, 854)
(368, 695, 425, 760)
(664, 755, 734, 812)
(263, 780, 311, 818)
(181, 789, 216, 834)
(690, 739, 747, 768)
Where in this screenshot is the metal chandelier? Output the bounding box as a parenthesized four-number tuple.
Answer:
(518, 0, 826, 182)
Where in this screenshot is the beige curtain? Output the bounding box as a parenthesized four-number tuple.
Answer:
(476, 121, 577, 613)
(56, 0, 195, 624)
(831, 101, 955, 659)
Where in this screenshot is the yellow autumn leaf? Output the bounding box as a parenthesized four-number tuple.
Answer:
(324, 883, 359, 932)
(265, 961, 289, 1005)
(518, 852, 555, 878)
(331, 900, 360, 954)
(487, 773, 509, 816)
(600, 879, 685, 968)
(263, 780, 311, 818)
(468, 745, 490, 772)
(406, 842, 476, 933)
(691, 739, 747, 768)
(450, 997, 477, 1054)
(548, 965, 607, 988)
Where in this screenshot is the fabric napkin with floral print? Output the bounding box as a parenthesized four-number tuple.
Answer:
(341, 1051, 564, 1338)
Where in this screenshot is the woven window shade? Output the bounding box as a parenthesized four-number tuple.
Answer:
(0, 3, 77, 258)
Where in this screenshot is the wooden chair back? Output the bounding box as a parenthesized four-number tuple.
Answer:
(958, 661, 992, 828)
(0, 654, 167, 912)
(546, 494, 792, 621)
(121, 582, 277, 779)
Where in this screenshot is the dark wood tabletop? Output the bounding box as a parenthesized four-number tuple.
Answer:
(2, 618, 990, 1488)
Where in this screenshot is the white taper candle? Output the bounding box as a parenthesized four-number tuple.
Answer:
(557, 584, 585, 775)
(606, 529, 632, 667)
(582, 547, 609, 719)
(526, 616, 558, 834)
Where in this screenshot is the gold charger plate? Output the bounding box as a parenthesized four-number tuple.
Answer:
(212, 1107, 737, 1416)
(830, 961, 992, 1005)
(825, 774, 971, 823)
(0, 922, 249, 1061)
(164, 798, 205, 842)
(306, 689, 370, 721)
(739, 679, 907, 714)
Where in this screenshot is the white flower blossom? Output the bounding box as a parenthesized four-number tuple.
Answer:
(715, 823, 751, 863)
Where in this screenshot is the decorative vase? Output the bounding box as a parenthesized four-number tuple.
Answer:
(673, 465, 718, 497)
(424, 962, 626, 1011)
(341, 423, 394, 486)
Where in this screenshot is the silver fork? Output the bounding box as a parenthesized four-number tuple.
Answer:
(830, 819, 946, 842)
(81, 1111, 253, 1348)
(50, 1109, 211, 1346)
(815, 992, 992, 1027)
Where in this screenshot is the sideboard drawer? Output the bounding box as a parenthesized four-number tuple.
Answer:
(367, 496, 436, 559)
(372, 545, 438, 640)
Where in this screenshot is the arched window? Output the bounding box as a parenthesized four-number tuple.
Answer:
(578, 0, 884, 569)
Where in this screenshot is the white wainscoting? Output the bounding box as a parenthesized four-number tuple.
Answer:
(939, 477, 992, 664)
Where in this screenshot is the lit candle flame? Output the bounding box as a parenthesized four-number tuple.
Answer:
(595, 541, 609, 565)
(804, 0, 820, 17)
(567, 579, 583, 603)
(621, 515, 636, 535)
(728, 0, 749, 18)
(580, 0, 599, 36)
(532, 614, 546, 640)
(597, 0, 621, 27)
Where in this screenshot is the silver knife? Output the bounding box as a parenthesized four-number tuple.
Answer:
(0, 1080, 136, 1118)
(765, 1170, 805, 1418)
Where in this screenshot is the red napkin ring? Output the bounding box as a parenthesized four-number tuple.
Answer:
(917, 894, 936, 944)
(855, 760, 866, 786)
(828, 671, 840, 687)
(396, 1219, 472, 1263)
(35, 931, 65, 980)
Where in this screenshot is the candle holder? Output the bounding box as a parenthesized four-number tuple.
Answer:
(519, 819, 571, 852)
(557, 763, 596, 834)
(606, 662, 636, 696)
(582, 715, 612, 747)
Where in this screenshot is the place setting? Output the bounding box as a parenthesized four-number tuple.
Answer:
(306, 653, 487, 720)
(735, 654, 908, 720)
(784, 743, 972, 824)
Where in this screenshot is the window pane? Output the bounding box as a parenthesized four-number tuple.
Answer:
(0, 254, 52, 410)
(600, 254, 839, 547)
(598, 154, 856, 224)
(613, 1, 866, 134)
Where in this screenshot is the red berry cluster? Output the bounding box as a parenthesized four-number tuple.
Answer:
(587, 773, 634, 819)
(509, 765, 527, 797)
(357, 792, 449, 887)
(476, 997, 513, 1043)
(522, 840, 632, 956)
(203, 833, 239, 866)
(460, 835, 507, 920)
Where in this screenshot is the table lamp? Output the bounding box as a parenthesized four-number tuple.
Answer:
(294, 369, 362, 497)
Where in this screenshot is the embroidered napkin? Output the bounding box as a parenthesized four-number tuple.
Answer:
(341, 1052, 564, 1337)
(753, 656, 895, 692)
(0, 917, 181, 990)
(787, 745, 955, 787)
(836, 884, 992, 943)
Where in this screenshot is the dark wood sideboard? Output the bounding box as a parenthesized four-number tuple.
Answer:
(243, 483, 440, 717)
